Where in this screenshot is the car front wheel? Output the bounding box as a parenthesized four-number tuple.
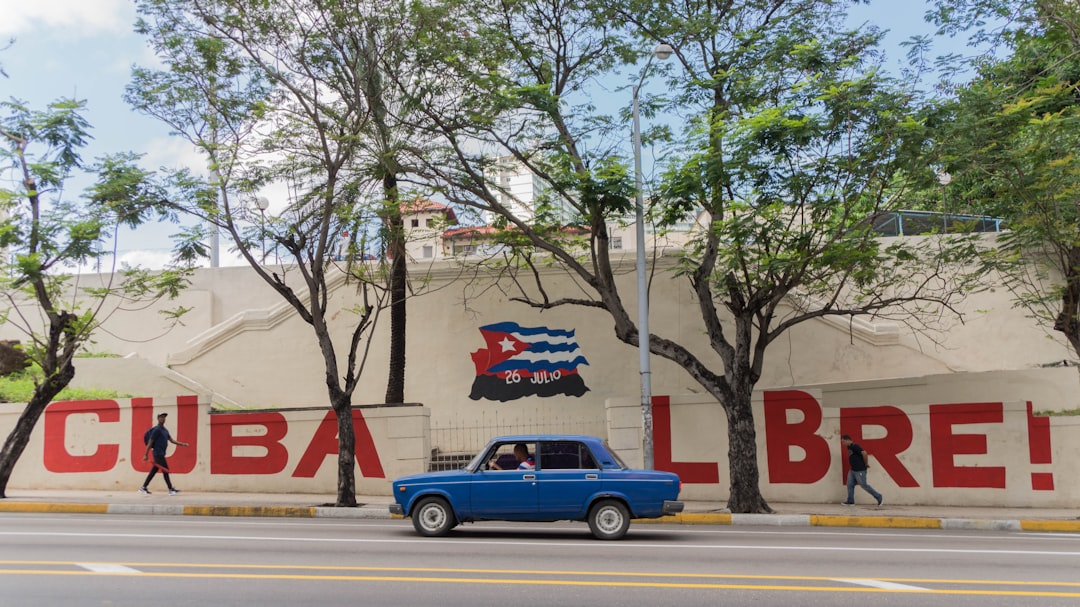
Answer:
(411, 496, 455, 537)
(588, 499, 630, 540)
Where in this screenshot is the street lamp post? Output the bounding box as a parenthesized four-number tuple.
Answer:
(937, 171, 952, 232)
(633, 43, 672, 470)
(255, 196, 270, 263)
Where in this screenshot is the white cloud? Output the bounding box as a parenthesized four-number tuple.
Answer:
(115, 248, 176, 271)
(74, 247, 257, 274)
(70, 248, 172, 274)
(0, 0, 134, 37)
(141, 136, 208, 174)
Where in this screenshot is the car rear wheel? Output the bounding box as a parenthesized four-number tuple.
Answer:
(588, 499, 630, 540)
(411, 496, 455, 537)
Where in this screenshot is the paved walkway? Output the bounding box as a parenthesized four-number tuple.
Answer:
(2, 489, 1077, 532)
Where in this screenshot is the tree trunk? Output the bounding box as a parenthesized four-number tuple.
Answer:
(333, 398, 358, 507)
(723, 388, 773, 514)
(0, 363, 75, 498)
(384, 174, 406, 405)
(1054, 247, 1080, 359)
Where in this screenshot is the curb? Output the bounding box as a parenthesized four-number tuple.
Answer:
(645, 512, 1080, 533)
(2, 502, 1079, 533)
(0, 502, 390, 519)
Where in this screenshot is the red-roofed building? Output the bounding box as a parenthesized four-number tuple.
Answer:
(401, 194, 698, 262)
(403, 199, 460, 261)
(440, 225, 500, 257)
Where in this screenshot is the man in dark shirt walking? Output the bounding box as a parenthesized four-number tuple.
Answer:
(139, 412, 188, 495)
(841, 434, 883, 507)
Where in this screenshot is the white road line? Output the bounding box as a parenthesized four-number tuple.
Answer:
(5, 515, 1079, 545)
(835, 578, 928, 591)
(77, 563, 142, 574)
(4, 532, 1080, 556)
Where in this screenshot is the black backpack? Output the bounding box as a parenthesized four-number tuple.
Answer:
(143, 426, 156, 446)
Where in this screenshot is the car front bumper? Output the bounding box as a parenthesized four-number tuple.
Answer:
(389, 503, 404, 516)
(662, 500, 684, 515)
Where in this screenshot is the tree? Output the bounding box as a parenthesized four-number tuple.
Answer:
(131, 0, 437, 505)
(930, 0, 1080, 359)
(350, 8, 432, 406)
(0, 98, 188, 497)
(405, 0, 981, 512)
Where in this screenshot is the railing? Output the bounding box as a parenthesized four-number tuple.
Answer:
(869, 210, 1005, 236)
(429, 412, 607, 471)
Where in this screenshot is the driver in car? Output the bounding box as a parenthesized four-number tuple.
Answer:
(490, 443, 535, 470)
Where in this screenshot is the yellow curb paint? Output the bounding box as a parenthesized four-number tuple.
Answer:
(1019, 520, 1080, 533)
(0, 503, 108, 514)
(635, 513, 733, 525)
(182, 505, 316, 518)
(811, 515, 941, 529)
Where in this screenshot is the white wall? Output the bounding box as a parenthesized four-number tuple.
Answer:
(2, 238, 1077, 504)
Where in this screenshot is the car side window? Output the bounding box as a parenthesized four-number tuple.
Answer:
(538, 441, 598, 470)
(486, 442, 535, 471)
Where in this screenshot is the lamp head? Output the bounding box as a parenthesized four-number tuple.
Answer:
(653, 43, 674, 61)
(936, 172, 952, 186)
(255, 196, 270, 211)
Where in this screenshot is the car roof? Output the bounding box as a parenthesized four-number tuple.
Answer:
(488, 434, 603, 443)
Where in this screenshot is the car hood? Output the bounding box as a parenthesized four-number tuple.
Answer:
(393, 469, 470, 484)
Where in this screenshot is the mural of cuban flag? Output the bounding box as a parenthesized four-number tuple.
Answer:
(469, 321, 590, 401)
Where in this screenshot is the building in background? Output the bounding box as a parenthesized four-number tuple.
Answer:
(482, 155, 552, 224)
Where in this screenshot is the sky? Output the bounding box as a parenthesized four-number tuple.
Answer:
(0, 0, 962, 272)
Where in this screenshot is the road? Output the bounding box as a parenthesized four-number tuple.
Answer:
(0, 513, 1078, 607)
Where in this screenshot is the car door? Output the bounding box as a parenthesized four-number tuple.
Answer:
(535, 440, 601, 519)
(470, 441, 538, 519)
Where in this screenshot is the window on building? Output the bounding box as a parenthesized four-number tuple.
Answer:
(426, 218, 434, 227)
(422, 245, 433, 259)
(410, 218, 419, 228)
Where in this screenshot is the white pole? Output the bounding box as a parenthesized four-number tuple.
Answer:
(633, 79, 653, 470)
(633, 43, 672, 470)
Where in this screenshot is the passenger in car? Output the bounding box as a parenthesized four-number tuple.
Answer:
(491, 443, 535, 470)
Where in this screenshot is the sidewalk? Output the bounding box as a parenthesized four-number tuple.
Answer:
(1, 489, 1078, 532)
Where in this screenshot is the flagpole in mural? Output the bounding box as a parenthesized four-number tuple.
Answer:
(469, 322, 590, 402)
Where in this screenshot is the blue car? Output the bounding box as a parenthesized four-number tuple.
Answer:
(389, 435, 683, 540)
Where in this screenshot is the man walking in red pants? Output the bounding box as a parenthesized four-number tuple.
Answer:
(139, 412, 188, 495)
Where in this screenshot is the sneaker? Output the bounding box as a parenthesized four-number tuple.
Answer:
(168, 488, 181, 496)
(138, 487, 151, 495)
(876, 496, 884, 507)
(840, 501, 854, 506)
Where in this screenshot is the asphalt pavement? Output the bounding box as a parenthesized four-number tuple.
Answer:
(1, 488, 1078, 532)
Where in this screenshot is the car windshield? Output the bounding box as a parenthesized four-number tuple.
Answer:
(603, 441, 628, 469)
(465, 447, 493, 471)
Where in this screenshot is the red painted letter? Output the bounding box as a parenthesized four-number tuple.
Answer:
(763, 391, 830, 484)
(44, 400, 119, 473)
(130, 397, 156, 472)
(292, 410, 385, 479)
(653, 396, 720, 484)
(840, 406, 919, 487)
(210, 412, 289, 474)
(930, 403, 1005, 488)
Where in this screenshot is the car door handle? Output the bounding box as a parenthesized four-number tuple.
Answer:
(586, 474, 598, 480)
(523, 474, 536, 480)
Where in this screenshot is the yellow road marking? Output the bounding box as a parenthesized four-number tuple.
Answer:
(0, 503, 108, 514)
(0, 562, 1077, 596)
(0, 569, 1078, 596)
(1021, 520, 1080, 533)
(182, 506, 316, 518)
(811, 515, 941, 529)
